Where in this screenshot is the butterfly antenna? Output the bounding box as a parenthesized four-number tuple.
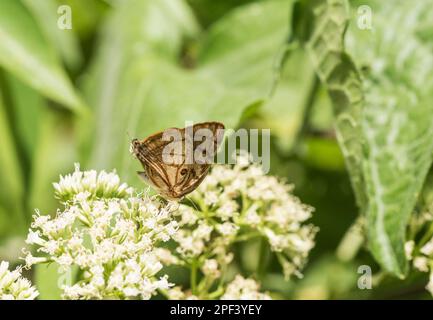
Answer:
(126, 130, 132, 140)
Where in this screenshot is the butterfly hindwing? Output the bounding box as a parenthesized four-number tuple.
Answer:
(172, 164, 210, 197)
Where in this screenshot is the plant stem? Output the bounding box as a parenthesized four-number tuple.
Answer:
(207, 287, 224, 299)
(257, 237, 269, 279)
(190, 260, 198, 295)
(293, 74, 320, 153)
(416, 221, 433, 253)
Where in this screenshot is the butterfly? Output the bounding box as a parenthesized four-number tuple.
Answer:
(131, 122, 225, 200)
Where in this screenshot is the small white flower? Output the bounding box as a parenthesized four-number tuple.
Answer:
(25, 230, 46, 246)
(167, 286, 185, 300)
(244, 204, 261, 226)
(264, 229, 288, 252)
(56, 253, 74, 267)
(413, 257, 429, 272)
(420, 239, 433, 256)
(193, 223, 213, 240)
(24, 253, 48, 268)
(221, 275, 271, 300)
(154, 248, 179, 265)
(204, 191, 219, 206)
(216, 201, 239, 221)
(201, 259, 220, 279)
(405, 241, 415, 260)
(176, 205, 198, 226)
(216, 222, 239, 237)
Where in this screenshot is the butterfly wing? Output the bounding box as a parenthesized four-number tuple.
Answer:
(171, 164, 211, 198)
(170, 122, 224, 197)
(133, 132, 172, 189)
(133, 122, 224, 200)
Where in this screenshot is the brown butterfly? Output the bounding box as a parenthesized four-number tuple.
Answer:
(131, 122, 225, 200)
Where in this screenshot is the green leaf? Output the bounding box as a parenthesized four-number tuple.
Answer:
(0, 87, 26, 239)
(303, 0, 433, 277)
(34, 263, 62, 300)
(304, 0, 366, 210)
(84, 0, 292, 185)
(0, 0, 85, 113)
(22, 0, 83, 70)
(186, 0, 258, 27)
(346, 0, 433, 277)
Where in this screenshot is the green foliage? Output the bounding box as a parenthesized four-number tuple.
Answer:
(0, 87, 26, 239)
(22, 0, 83, 70)
(34, 263, 62, 300)
(1, 0, 433, 299)
(297, 0, 433, 278)
(345, 0, 433, 277)
(0, 0, 85, 113)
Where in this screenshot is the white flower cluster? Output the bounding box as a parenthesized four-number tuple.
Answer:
(0, 261, 38, 300)
(24, 165, 177, 299)
(221, 275, 271, 300)
(21, 158, 315, 299)
(53, 163, 133, 202)
(172, 153, 317, 279)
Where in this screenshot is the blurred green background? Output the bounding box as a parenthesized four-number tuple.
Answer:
(0, 0, 431, 299)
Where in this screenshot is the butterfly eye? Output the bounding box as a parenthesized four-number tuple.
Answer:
(180, 168, 188, 176)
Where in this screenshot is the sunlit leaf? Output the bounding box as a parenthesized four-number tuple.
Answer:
(303, 0, 433, 277)
(346, 0, 433, 277)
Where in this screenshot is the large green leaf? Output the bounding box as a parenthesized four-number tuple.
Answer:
(303, 0, 433, 277)
(6, 74, 43, 165)
(346, 0, 433, 277)
(303, 0, 365, 208)
(0, 0, 85, 112)
(84, 0, 292, 185)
